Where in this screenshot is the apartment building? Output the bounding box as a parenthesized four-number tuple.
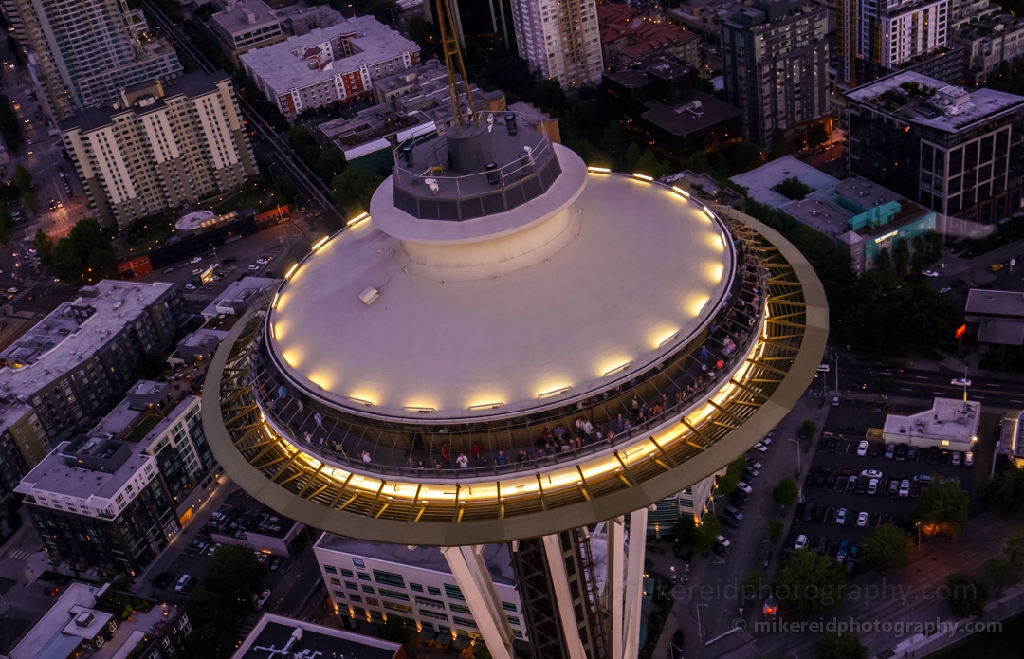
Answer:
(598, 3, 701, 70)
(16, 433, 179, 575)
(0, 0, 182, 118)
(845, 71, 1024, 236)
(509, 0, 603, 88)
(60, 71, 256, 228)
(0, 404, 48, 503)
(314, 533, 529, 642)
(240, 17, 420, 120)
(209, 0, 287, 66)
(950, 7, 1024, 84)
(0, 280, 182, 442)
(722, 0, 831, 149)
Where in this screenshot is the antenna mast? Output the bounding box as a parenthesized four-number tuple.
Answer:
(434, 0, 478, 127)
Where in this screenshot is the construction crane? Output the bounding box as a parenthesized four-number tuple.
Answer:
(434, 0, 478, 127)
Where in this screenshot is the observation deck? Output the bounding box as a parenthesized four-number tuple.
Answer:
(203, 169, 827, 546)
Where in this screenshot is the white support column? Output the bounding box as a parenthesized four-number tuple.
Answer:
(541, 534, 588, 659)
(603, 516, 626, 659)
(441, 545, 515, 659)
(622, 506, 650, 659)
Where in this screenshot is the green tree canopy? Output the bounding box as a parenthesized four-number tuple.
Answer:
(773, 478, 798, 507)
(689, 513, 722, 554)
(718, 456, 747, 495)
(767, 519, 783, 544)
(1004, 528, 1024, 569)
(980, 557, 1021, 595)
(46, 219, 118, 285)
(981, 465, 1024, 514)
(732, 140, 762, 174)
(685, 150, 709, 174)
(205, 544, 265, 602)
(944, 573, 988, 618)
(913, 480, 969, 539)
(12, 164, 31, 195)
(774, 176, 812, 201)
(770, 548, 847, 614)
(814, 633, 868, 659)
(600, 122, 630, 170)
(862, 523, 915, 573)
(332, 167, 384, 214)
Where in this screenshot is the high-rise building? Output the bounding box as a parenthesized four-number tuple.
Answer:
(0, 280, 182, 442)
(845, 71, 1024, 237)
(722, 0, 830, 149)
(425, 0, 517, 52)
(16, 433, 179, 575)
(509, 0, 603, 88)
(837, 0, 951, 86)
(0, 405, 49, 503)
(0, 0, 182, 118)
(60, 71, 257, 229)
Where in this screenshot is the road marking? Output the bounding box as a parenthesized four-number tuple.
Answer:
(1011, 400, 1024, 404)
(974, 396, 985, 400)
(988, 384, 1001, 388)
(900, 388, 913, 392)
(915, 375, 929, 380)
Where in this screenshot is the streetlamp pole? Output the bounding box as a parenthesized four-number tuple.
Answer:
(788, 438, 802, 489)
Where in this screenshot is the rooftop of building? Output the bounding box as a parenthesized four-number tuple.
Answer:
(598, 3, 699, 52)
(846, 70, 1024, 133)
(780, 176, 931, 239)
(232, 614, 401, 659)
(16, 432, 153, 502)
(178, 327, 230, 351)
(954, 11, 1024, 39)
(8, 582, 105, 659)
(883, 398, 980, 446)
(0, 401, 35, 434)
(665, 170, 744, 206)
(316, 533, 518, 586)
(60, 70, 230, 134)
(730, 156, 841, 209)
(211, 0, 281, 35)
(239, 17, 417, 93)
(965, 288, 1024, 317)
(641, 91, 741, 137)
(373, 59, 448, 95)
(316, 103, 434, 148)
(0, 280, 172, 398)
(92, 398, 146, 439)
(202, 276, 277, 317)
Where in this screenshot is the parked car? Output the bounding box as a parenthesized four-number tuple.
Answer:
(884, 444, 896, 459)
(899, 479, 911, 497)
(827, 439, 838, 453)
(894, 443, 908, 461)
(857, 440, 868, 456)
(831, 395, 840, 407)
(912, 474, 932, 484)
(813, 506, 828, 523)
(152, 572, 175, 589)
(191, 256, 202, 264)
(927, 447, 940, 464)
(907, 446, 919, 461)
(248, 264, 261, 271)
(817, 536, 831, 556)
(740, 473, 755, 486)
(888, 480, 900, 497)
(847, 475, 858, 491)
(745, 457, 762, 469)
(721, 516, 739, 529)
(860, 469, 884, 480)
(940, 449, 951, 465)
(712, 542, 728, 557)
(270, 557, 283, 572)
(742, 467, 759, 478)
(803, 503, 815, 522)
(857, 511, 869, 527)
(795, 534, 808, 550)
(868, 442, 880, 457)
(174, 575, 192, 592)
(910, 482, 923, 498)
(867, 478, 879, 495)
(834, 508, 848, 525)
(965, 451, 974, 467)
(725, 505, 743, 520)
(837, 540, 849, 562)
(952, 452, 962, 467)
(856, 478, 869, 494)
(736, 481, 753, 495)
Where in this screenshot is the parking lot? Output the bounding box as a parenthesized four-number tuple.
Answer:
(787, 420, 982, 572)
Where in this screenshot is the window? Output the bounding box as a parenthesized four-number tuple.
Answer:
(346, 581, 358, 590)
(358, 572, 371, 581)
(419, 609, 448, 621)
(410, 583, 424, 593)
(502, 601, 517, 612)
(444, 584, 465, 601)
(383, 601, 413, 613)
(366, 597, 379, 606)
(507, 615, 521, 626)
(330, 578, 341, 586)
(449, 603, 472, 614)
(373, 570, 406, 588)
(452, 616, 478, 629)
(333, 590, 346, 598)
(379, 589, 410, 601)
(362, 585, 375, 594)
(324, 565, 337, 574)
(428, 586, 442, 596)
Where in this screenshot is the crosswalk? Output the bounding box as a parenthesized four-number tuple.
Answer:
(7, 549, 32, 560)
(294, 217, 318, 244)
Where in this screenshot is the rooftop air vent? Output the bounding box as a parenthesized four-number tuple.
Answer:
(359, 287, 380, 305)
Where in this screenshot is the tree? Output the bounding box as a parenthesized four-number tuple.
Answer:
(532, 79, 568, 114)
(981, 465, 1024, 514)
(379, 614, 412, 642)
(12, 164, 31, 195)
(770, 548, 847, 614)
(630, 149, 670, 180)
(332, 167, 384, 214)
(814, 633, 868, 659)
(22, 190, 37, 213)
(894, 237, 910, 275)
(408, 17, 441, 59)
(980, 557, 1021, 595)
(685, 150, 709, 174)
(913, 480, 969, 539)
(47, 219, 118, 284)
(862, 523, 915, 573)
(773, 478, 798, 508)
(718, 456, 747, 495)
(364, 0, 400, 26)
(877, 247, 891, 271)
(690, 513, 721, 554)
(33, 228, 53, 265)
(774, 176, 812, 201)
(767, 519, 783, 544)
(600, 123, 630, 169)
(1004, 528, 1024, 568)
(741, 570, 762, 601)
(808, 124, 830, 149)
(205, 544, 265, 602)
(801, 420, 817, 438)
(944, 573, 988, 617)
(0, 202, 11, 246)
(712, 155, 730, 180)
(732, 140, 762, 174)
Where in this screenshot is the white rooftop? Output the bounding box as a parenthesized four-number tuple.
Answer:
(270, 153, 732, 420)
(0, 280, 172, 398)
(730, 156, 841, 209)
(883, 398, 980, 446)
(202, 276, 278, 318)
(240, 17, 417, 93)
(8, 582, 102, 659)
(15, 436, 155, 503)
(211, 0, 280, 35)
(965, 288, 1024, 318)
(847, 71, 1024, 133)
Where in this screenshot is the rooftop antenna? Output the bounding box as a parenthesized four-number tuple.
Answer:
(434, 0, 478, 128)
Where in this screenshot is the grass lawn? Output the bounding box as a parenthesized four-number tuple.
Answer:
(121, 414, 162, 443)
(212, 185, 269, 215)
(928, 612, 1024, 658)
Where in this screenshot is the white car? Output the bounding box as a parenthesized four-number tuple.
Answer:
(174, 575, 192, 591)
(191, 256, 202, 264)
(857, 512, 869, 527)
(761, 437, 772, 447)
(716, 535, 731, 548)
(745, 457, 761, 469)
(860, 469, 884, 480)
(795, 534, 808, 549)
(257, 257, 269, 265)
(922, 270, 940, 277)
(939, 286, 952, 293)
(834, 508, 847, 524)
(736, 481, 753, 495)
(248, 264, 261, 271)
(191, 268, 202, 275)
(185, 283, 198, 290)
(857, 440, 868, 456)
(831, 395, 840, 407)
(965, 451, 974, 467)
(951, 378, 972, 387)
(899, 479, 910, 497)
(754, 442, 768, 453)
(867, 478, 880, 495)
